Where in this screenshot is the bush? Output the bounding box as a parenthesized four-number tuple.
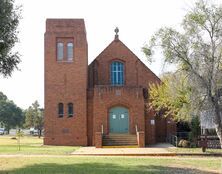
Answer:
(178, 139, 184, 147)
(178, 139, 190, 148)
(182, 140, 190, 147)
(188, 116, 200, 145)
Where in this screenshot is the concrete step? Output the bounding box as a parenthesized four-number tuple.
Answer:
(102, 134, 137, 146)
(103, 139, 137, 142)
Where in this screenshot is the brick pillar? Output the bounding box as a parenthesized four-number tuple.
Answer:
(137, 131, 145, 147)
(95, 132, 102, 148)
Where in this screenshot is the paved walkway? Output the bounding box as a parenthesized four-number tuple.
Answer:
(71, 143, 176, 156)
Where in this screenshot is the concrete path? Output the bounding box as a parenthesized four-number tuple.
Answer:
(71, 143, 176, 156)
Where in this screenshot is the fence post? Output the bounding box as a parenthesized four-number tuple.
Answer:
(175, 136, 178, 147)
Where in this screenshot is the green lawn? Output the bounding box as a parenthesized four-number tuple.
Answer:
(0, 156, 220, 174)
(0, 136, 78, 155)
(0, 136, 221, 173)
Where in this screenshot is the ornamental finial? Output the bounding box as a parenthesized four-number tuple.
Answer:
(114, 27, 119, 40)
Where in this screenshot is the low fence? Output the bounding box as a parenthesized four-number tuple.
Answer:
(167, 134, 178, 147)
(198, 135, 221, 149)
(167, 132, 190, 147)
(167, 134, 221, 149)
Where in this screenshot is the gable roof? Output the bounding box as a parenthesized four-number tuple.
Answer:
(89, 38, 161, 82)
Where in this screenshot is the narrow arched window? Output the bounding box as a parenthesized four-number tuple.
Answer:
(58, 103, 64, 117)
(68, 103, 73, 117)
(67, 43, 73, 61)
(57, 42, 63, 61)
(110, 61, 124, 85)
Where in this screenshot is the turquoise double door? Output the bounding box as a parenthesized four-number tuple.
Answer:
(109, 106, 129, 133)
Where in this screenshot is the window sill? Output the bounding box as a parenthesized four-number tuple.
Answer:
(57, 60, 73, 63)
(111, 84, 124, 86)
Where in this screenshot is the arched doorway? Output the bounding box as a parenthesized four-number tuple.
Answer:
(109, 106, 129, 133)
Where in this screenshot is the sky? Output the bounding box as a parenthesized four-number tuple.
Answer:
(0, 0, 221, 109)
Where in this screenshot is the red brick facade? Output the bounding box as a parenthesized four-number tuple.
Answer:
(44, 19, 176, 146)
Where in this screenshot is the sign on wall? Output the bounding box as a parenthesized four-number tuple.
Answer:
(150, 119, 155, 125)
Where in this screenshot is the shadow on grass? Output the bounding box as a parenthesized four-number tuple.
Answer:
(0, 162, 216, 174)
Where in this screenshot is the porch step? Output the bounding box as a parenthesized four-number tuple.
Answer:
(102, 134, 137, 146)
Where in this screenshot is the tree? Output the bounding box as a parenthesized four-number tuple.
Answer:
(189, 116, 201, 147)
(0, 92, 23, 133)
(24, 106, 34, 128)
(24, 101, 44, 138)
(149, 72, 191, 121)
(0, 0, 21, 77)
(16, 128, 24, 151)
(143, 0, 222, 147)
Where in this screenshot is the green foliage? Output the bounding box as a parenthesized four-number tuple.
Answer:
(149, 72, 191, 121)
(143, 0, 222, 147)
(188, 116, 201, 146)
(0, 92, 23, 132)
(24, 101, 44, 137)
(0, 0, 21, 77)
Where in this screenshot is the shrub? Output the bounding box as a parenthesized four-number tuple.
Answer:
(178, 139, 190, 147)
(188, 116, 201, 145)
(178, 139, 184, 147)
(181, 140, 190, 147)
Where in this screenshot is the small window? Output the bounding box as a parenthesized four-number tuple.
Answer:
(58, 103, 64, 117)
(68, 103, 73, 117)
(57, 42, 63, 61)
(67, 43, 73, 61)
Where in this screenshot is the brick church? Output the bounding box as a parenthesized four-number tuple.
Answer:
(44, 19, 176, 147)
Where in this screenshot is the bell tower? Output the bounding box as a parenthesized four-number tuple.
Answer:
(44, 19, 88, 145)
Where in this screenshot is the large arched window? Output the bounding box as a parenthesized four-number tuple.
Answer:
(110, 61, 124, 85)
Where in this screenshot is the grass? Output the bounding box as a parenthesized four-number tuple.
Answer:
(0, 156, 220, 174)
(0, 136, 79, 155)
(0, 136, 221, 173)
(168, 147, 222, 154)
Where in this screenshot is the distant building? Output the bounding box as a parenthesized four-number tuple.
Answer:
(44, 19, 176, 147)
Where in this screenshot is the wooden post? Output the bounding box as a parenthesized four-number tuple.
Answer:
(201, 135, 207, 152)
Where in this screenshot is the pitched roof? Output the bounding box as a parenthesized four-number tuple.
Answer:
(89, 37, 160, 82)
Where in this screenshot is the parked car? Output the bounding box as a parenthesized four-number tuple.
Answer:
(0, 128, 5, 135)
(30, 128, 38, 135)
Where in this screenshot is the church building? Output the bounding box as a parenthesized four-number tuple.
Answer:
(44, 19, 176, 147)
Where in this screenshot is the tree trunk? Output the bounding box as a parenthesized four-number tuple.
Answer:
(215, 124, 222, 148)
(38, 129, 42, 138)
(213, 98, 222, 148)
(5, 127, 10, 134)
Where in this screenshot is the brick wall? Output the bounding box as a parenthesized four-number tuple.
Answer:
(87, 38, 161, 146)
(44, 19, 173, 146)
(44, 19, 88, 146)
